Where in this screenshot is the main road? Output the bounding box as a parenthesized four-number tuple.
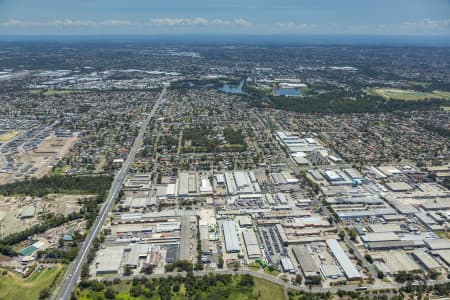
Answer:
(54, 86, 167, 300)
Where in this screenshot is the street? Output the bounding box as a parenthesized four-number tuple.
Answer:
(53, 86, 167, 300)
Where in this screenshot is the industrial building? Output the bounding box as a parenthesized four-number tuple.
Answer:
(326, 239, 361, 280)
(292, 245, 320, 277)
(222, 220, 240, 253)
(242, 229, 261, 259)
(280, 257, 296, 273)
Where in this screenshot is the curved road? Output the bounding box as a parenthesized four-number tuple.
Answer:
(54, 86, 167, 300)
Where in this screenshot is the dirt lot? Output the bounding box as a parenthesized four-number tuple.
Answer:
(0, 194, 93, 237)
(0, 196, 36, 237)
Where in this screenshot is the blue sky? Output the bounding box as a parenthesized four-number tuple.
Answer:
(0, 0, 449, 35)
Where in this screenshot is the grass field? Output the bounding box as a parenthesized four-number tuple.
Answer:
(0, 264, 64, 300)
(0, 130, 22, 142)
(369, 88, 450, 101)
(253, 277, 285, 300)
(30, 89, 75, 96)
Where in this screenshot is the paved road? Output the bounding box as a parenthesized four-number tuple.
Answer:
(54, 86, 167, 300)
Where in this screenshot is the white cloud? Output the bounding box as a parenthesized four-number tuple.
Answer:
(0, 17, 253, 28)
(0, 19, 97, 27)
(99, 20, 133, 26)
(402, 18, 450, 30)
(148, 17, 252, 27)
(275, 22, 315, 30)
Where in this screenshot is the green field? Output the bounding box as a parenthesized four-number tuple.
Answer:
(30, 89, 76, 96)
(0, 265, 64, 300)
(253, 277, 285, 300)
(369, 88, 450, 101)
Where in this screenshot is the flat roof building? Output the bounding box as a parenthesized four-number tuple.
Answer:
(326, 239, 361, 280)
(292, 245, 320, 277)
(222, 220, 240, 253)
(280, 257, 296, 274)
(242, 229, 261, 259)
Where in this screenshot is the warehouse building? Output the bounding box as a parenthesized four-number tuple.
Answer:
(281, 257, 296, 273)
(366, 240, 425, 251)
(425, 239, 450, 251)
(412, 249, 444, 272)
(361, 232, 400, 243)
(292, 245, 320, 277)
(200, 224, 211, 255)
(242, 229, 261, 259)
(95, 246, 124, 275)
(222, 220, 240, 253)
(326, 239, 361, 280)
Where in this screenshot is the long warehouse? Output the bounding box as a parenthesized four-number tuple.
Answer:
(326, 239, 361, 280)
(222, 220, 241, 253)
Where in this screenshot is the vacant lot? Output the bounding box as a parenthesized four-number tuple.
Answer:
(0, 264, 64, 300)
(0, 130, 22, 143)
(370, 88, 450, 101)
(253, 277, 285, 300)
(0, 194, 90, 236)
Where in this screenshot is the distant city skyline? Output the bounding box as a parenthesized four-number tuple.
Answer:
(0, 0, 449, 36)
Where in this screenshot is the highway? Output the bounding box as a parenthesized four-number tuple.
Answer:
(54, 86, 167, 300)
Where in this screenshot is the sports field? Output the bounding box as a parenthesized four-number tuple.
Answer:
(369, 88, 450, 101)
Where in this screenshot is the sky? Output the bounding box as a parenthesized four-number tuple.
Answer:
(0, 0, 449, 36)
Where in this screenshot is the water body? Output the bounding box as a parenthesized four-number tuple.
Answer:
(274, 88, 301, 97)
(186, 81, 215, 88)
(219, 79, 248, 95)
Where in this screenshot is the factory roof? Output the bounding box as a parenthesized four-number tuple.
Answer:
(366, 240, 425, 250)
(412, 249, 442, 270)
(326, 239, 361, 280)
(222, 220, 240, 252)
(96, 246, 124, 274)
(386, 182, 413, 192)
(361, 232, 400, 243)
(425, 239, 450, 250)
(292, 245, 320, 276)
(368, 224, 403, 233)
(434, 250, 450, 266)
(280, 257, 296, 272)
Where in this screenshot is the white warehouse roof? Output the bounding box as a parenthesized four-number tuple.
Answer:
(222, 220, 240, 252)
(326, 239, 361, 280)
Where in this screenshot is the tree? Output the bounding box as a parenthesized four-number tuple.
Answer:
(123, 265, 133, 276)
(218, 256, 224, 269)
(377, 271, 385, 279)
(294, 274, 303, 285)
(104, 287, 117, 299)
(81, 263, 90, 278)
(39, 288, 50, 300)
(130, 285, 143, 298)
